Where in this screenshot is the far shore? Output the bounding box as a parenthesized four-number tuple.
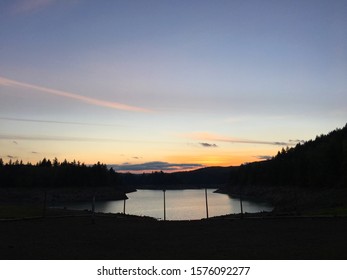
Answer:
(0, 186, 130, 205)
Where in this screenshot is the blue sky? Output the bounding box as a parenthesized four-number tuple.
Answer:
(1, 0, 346, 172)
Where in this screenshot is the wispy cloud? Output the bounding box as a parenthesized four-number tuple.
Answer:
(0, 76, 151, 112)
(0, 134, 167, 145)
(7, 155, 17, 159)
(254, 155, 273, 160)
(9, 0, 56, 15)
(0, 134, 126, 143)
(199, 142, 218, 148)
(0, 116, 121, 127)
(110, 161, 203, 172)
(289, 139, 306, 144)
(185, 132, 290, 146)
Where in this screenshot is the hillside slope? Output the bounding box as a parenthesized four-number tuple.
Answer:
(225, 124, 347, 213)
(119, 166, 232, 188)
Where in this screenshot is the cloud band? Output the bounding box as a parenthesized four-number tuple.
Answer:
(110, 161, 203, 172)
(0, 76, 151, 112)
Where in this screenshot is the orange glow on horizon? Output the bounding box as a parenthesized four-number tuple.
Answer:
(166, 154, 254, 167)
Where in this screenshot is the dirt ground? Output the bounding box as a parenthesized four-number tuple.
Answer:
(1, 215, 347, 260)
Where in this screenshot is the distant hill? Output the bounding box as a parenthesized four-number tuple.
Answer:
(119, 166, 232, 189)
(225, 123, 347, 213)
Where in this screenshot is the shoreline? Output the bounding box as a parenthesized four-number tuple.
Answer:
(1, 213, 347, 259)
(0, 186, 129, 204)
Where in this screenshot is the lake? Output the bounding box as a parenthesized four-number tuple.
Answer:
(58, 189, 272, 220)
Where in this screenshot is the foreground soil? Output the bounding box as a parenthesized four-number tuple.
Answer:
(1, 214, 347, 259)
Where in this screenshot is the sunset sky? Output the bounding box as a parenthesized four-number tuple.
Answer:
(1, 0, 346, 172)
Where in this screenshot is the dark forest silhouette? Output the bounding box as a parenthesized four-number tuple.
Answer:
(0, 158, 230, 190)
(0, 158, 129, 204)
(225, 123, 347, 213)
(0, 158, 120, 189)
(228, 123, 347, 189)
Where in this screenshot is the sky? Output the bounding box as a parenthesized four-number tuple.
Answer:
(0, 0, 346, 172)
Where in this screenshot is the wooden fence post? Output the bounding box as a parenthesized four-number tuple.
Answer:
(205, 188, 209, 219)
(91, 193, 96, 224)
(240, 195, 244, 218)
(123, 198, 126, 215)
(163, 189, 166, 221)
(43, 190, 47, 218)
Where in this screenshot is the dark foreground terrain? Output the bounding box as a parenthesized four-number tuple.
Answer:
(1, 214, 347, 259)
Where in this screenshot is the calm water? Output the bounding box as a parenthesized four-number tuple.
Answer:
(58, 189, 272, 220)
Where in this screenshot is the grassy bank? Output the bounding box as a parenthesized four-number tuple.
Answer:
(0, 187, 127, 205)
(1, 214, 347, 259)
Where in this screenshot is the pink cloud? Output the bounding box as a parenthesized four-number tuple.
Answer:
(0, 76, 152, 113)
(183, 131, 289, 146)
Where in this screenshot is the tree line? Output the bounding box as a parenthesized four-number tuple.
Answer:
(0, 158, 120, 189)
(0, 157, 231, 190)
(227, 123, 347, 192)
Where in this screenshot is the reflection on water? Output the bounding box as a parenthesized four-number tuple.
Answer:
(58, 189, 272, 220)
